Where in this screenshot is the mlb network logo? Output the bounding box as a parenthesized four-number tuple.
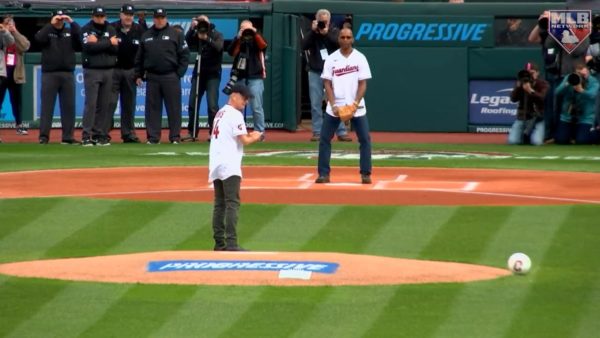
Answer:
(548, 10, 592, 54)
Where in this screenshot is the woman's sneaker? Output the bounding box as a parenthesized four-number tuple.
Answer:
(16, 127, 28, 135)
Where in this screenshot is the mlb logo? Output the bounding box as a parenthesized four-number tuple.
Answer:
(548, 10, 592, 54)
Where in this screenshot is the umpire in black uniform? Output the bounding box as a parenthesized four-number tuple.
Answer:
(81, 6, 118, 146)
(134, 8, 189, 144)
(182, 15, 223, 142)
(108, 4, 147, 143)
(35, 10, 81, 144)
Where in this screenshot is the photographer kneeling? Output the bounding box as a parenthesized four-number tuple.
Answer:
(508, 62, 548, 145)
(554, 63, 599, 145)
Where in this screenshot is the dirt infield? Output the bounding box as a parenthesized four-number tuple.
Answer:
(1, 166, 599, 205)
(0, 251, 511, 286)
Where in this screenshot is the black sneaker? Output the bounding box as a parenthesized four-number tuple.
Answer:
(16, 127, 28, 135)
(361, 174, 372, 184)
(146, 140, 160, 145)
(81, 139, 95, 147)
(315, 176, 330, 184)
(39, 138, 49, 145)
(181, 134, 196, 142)
(61, 139, 80, 145)
(171, 140, 180, 144)
(96, 139, 111, 147)
(122, 136, 140, 143)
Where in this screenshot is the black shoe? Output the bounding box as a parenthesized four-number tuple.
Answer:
(361, 174, 372, 184)
(337, 134, 352, 142)
(181, 134, 196, 142)
(61, 139, 80, 145)
(39, 138, 49, 145)
(96, 139, 111, 146)
(81, 139, 95, 147)
(122, 137, 140, 143)
(315, 176, 330, 184)
(146, 140, 160, 145)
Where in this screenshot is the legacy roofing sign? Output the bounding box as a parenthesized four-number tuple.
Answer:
(469, 80, 517, 125)
(354, 16, 493, 47)
(148, 260, 340, 274)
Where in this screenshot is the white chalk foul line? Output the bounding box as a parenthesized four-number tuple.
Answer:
(422, 188, 600, 204)
(462, 182, 479, 191)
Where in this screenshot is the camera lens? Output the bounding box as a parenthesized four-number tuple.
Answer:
(317, 21, 326, 30)
(567, 73, 581, 86)
(538, 17, 548, 30)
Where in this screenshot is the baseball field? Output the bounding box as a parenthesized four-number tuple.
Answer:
(1, 136, 600, 337)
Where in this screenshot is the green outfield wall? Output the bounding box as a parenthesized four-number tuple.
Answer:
(1, 0, 570, 132)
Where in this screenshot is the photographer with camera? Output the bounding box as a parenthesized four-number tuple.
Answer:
(529, 11, 590, 142)
(301, 9, 351, 142)
(182, 15, 223, 142)
(554, 63, 599, 144)
(585, 14, 600, 130)
(508, 62, 549, 146)
(225, 20, 267, 141)
(35, 10, 81, 145)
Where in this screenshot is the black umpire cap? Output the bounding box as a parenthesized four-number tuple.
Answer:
(52, 9, 65, 17)
(92, 6, 106, 16)
(230, 84, 254, 99)
(153, 8, 167, 17)
(121, 4, 135, 15)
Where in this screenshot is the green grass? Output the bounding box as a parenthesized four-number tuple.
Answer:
(1, 143, 600, 337)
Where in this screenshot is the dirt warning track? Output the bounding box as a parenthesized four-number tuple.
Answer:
(0, 166, 599, 205)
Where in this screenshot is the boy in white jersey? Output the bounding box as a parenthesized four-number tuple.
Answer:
(316, 27, 373, 184)
(209, 83, 262, 251)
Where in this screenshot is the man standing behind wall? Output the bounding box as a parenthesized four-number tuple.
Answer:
(107, 4, 147, 143)
(227, 20, 267, 141)
(302, 9, 351, 142)
(135, 8, 189, 144)
(81, 6, 118, 146)
(35, 10, 81, 144)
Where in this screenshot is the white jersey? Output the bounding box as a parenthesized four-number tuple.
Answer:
(208, 104, 248, 182)
(321, 48, 372, 118)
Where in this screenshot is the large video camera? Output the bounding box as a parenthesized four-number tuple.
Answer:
(517, 70, 533, 85)
(193, 17, 210, 34)
(567, 73, 585, 86)
(222, 54, 248, 95)
(241, 28, 255, 41)
(317, 20, 326, 30)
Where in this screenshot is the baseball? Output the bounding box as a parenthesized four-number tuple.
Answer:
(507, 252, 531, 275)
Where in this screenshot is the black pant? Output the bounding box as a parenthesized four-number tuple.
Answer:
(0, 71, 22, 125)
(187, 75, 220, 137)
(108, 68, 138, 140)
(82, 68, 114, 141)
(39, 72, 76, 141)
(145, 72, 182, 143)
(212, 175, 242, 248)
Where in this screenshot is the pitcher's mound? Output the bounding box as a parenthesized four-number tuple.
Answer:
(0, 251, 510, 286)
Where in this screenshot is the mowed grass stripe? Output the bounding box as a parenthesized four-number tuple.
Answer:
(176, 203, 287, 250)
(245, 205, 344, 251)
(365, 206, 459, 257)
(79, 284, 197, 338)
(0, 198, 63, 241)
(574, 280, 600, 337)
(290, 286, 398, 338)
(0, 278, 67, 337)
(219, 287, 333, 338)
(6, 283, 130, 338)
(108, 202, 213, 254)
(504, 205, 600, 338)
(292, 207, 456, 338)
(432, 206, 569, 338)
(151, 287, 264, 338)
(0, 198, 118, 262)
(300, 206, 398, 253)
(43, 200, 172, 258)
(364, 207, 512, 337)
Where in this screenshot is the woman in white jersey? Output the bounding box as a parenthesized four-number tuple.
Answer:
(209, 83, 262, 251)
(316, 27, 373, 184)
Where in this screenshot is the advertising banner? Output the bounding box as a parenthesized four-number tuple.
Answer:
(469, 80, 517, 126)
(548, 10, 592, 54)
(32, 65, 234, 128)
(354, 15, 494, 47)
